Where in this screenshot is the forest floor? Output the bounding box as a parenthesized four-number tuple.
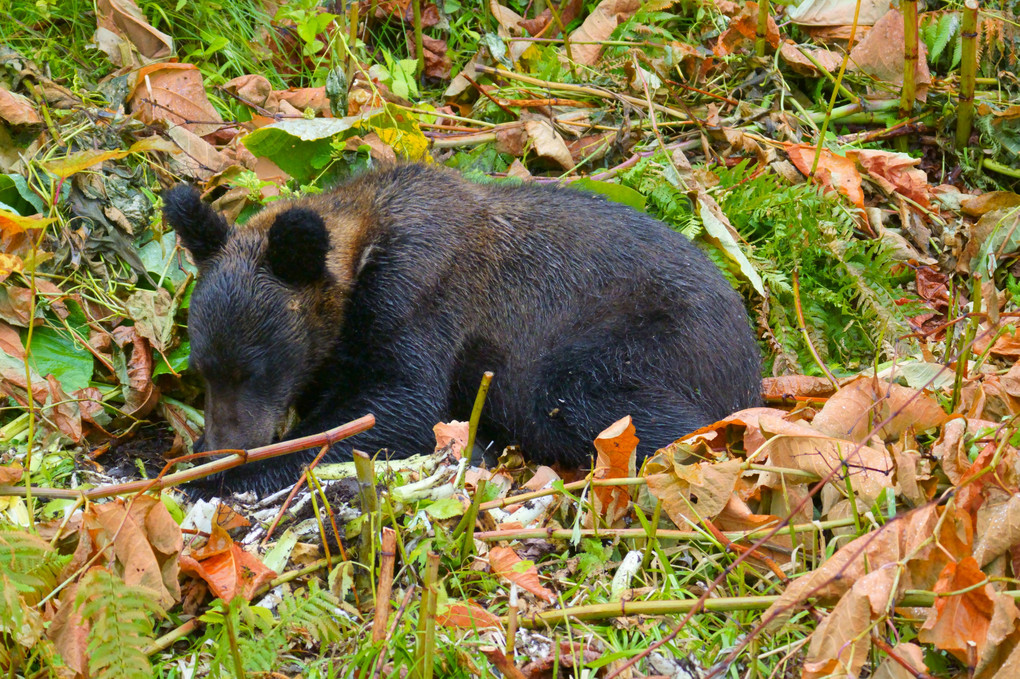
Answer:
(1, 0, 1020, 677)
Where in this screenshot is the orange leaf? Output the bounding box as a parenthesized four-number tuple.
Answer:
(918, 557, 998, 661)
(786, 144, 864, 208)
(592, 415, 637, 524)
(488, 546, 555, 602)
(180, 523, 277, 602)
(0, 462, 23, 484)
(436, 601, 503, 629)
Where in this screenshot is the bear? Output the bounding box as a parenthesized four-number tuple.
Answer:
(162, 163, 761, 496)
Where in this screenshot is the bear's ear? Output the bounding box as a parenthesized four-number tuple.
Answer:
(267, 208, 331, 286)
(162, 184, 230, 264)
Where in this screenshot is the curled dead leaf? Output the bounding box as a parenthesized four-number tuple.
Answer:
(488, 545, 555, 602)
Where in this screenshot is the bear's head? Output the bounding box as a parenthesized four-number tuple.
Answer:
(162, 185, 343, 454)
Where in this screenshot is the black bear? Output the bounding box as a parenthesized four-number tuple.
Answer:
(163, 164, 760, 495)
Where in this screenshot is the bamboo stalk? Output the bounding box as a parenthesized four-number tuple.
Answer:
(414, 552, 441, 679)
(412, 0, 425, 78)
(956, 0, 980, 149)
(899, 0, 919, 121)
(371, 528, 398, 642)
(463, 371, 493, 468)
(755, 0, 770, 57)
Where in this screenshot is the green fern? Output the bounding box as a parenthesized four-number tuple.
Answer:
(617, 156, 915, 376)
(200, 581, 345, 674)
(76, 567, 162, 679)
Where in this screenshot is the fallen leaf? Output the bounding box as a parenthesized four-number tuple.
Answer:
(810, 376, 948, 443)
(779, 42, 843, 77)
(803, 568, 896, 679)
(94, 0, 172, 66)
(848, 149, 931, 209)
(918, 557, 999, 662)
(872, 643, 928, 679)
(519, 0, 584, 36)
(40, 136, 177, 180)
(111, 325, 160, 418)
(129, 63, 224, 138)
(488, 545, 556, 602)
(433, 420, 469, 456)
(974, 494, 1020, 567)
(68, 496, 183, 608)
(787, 0, 891, 26)
(849, 9, 931, 101)
(716, 2, 780, 56)
(0, 87, 41, 125)
(764, 505, 939, 628)
(437, 601, 503, 629)
(523, 118, 574, 169)
(0, 463, 23, 484)
(179, 522, 277, 602)
(592, 416, 637, 525)
(761, 375, 838, 401)
(786, 144, 864, 207)
(645, 457, 743, 526)
(567, 0, 642, 65)
(46, 580, 88, 675)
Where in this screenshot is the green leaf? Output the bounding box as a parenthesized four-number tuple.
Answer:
(25, 327, 93, 393)
(572, 178, 647, 211)
(0, 174, 45, 215)
(424, 496, 465, 519)
(930, 12, 959, 63)
(153, 340, 190, 377)
(242, 112, 380, 182)
(698, 201, 765, 297)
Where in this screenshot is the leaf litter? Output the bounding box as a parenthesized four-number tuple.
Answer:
(0, 0, 1019, 676)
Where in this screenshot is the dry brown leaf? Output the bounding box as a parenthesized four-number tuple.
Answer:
(787, 0, 891, 26)
(520, 0, 584, 36)
(787, 144, 864, 207)
(46, 581, 88, 675)
(94, 0, 172, 66)
(522, 119, 574, 169)
(0, 321, 24, 360)
(165, 125, 228, 181)
(811, 376, 948, 443)
(0, 87, 41, 126)
(111, 325, 160, 418)
(778, 42, 843, 77)
(715, 2, 780, 56)
(848, 9, 931, 101)
(488, 545, 556, 602)
(179, 522, 277, 602)
(764, 505, 939, 628)
(592, 416, 637, 525)
(645, 457, 743, 527)
(0, 463, 23, 484)
(872, 643, 928, 679)
(762, 375, 838, 401)
(129, 63, 224, 138)
(567, 0, 642, 65)
(849, 149, 932, 209)
(974, 494, 1020, 567)
(433, 420, 469, 456)
(960, 191, 1020, 217)
(68, 496, 182, 608)
(803, 568, 896, 679)
(436, 601, 503, 629)
(918, 557, 1001, 662)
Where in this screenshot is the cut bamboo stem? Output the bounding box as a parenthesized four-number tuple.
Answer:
(755, 0, 770, 57)
(412, 0, 425, 78)
(371, 527, 398, 642)
(956, 0, 980, 149)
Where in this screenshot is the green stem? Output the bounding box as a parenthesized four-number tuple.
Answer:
(956, 0, 979, 149)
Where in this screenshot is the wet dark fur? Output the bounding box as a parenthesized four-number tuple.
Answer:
(163, 164, 761, 495)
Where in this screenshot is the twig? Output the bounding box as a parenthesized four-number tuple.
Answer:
(371, 527, 398, 642)
(0, 416, 376, 499)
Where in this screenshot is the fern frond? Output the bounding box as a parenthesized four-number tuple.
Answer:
(76, 567, 161, 679)
(278, 581, 344, 643)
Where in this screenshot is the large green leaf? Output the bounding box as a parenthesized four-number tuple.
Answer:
(24, 327, 93, 393)
(572, 178, 647, 211)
